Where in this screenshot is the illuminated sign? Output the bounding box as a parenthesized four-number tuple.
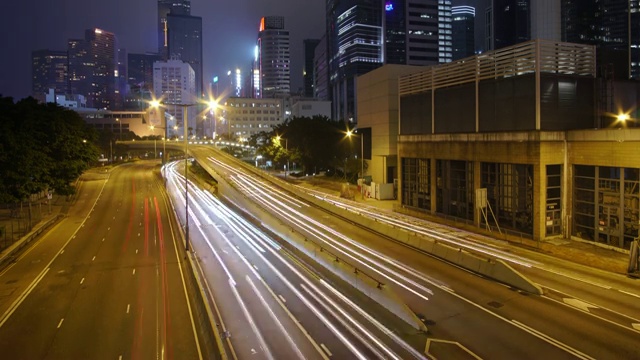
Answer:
(385, 2, 394, 11)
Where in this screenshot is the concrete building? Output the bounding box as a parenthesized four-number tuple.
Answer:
(290, 99, 331, 119)
(152, 58, 196, 135)
(31, 49, 67, 102)
(220, 97, 284, 140)
(44, 89, 88, 109)
(79, 109, 178, 140)
(357, 64, 424, 186)
(358, 39, 640, 250)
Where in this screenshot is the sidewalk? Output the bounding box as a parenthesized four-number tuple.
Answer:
(291, 175, 631, 275)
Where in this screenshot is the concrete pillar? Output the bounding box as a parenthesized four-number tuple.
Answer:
(474, 160, 482, 227)
(430, 158, 437, 213)
(533, 162, 545, 242)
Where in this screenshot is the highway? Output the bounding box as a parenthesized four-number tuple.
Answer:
(0, 162, 212, 359)
(164, 160, 426, 359)
(186, 144, 640, 359)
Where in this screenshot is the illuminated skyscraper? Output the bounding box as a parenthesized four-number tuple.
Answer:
(255, 16, 291, 98)
(31, 49, 67, 100)
(158, 0, 191, 58)
(166, 14, 203, 98)
(451, 6, 475, 60)
(67, 28, 118, 109)
(326, 0, 450, 122)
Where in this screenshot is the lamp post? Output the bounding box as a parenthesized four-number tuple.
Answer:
(347, 129, 364, 199)
(155, 100, 216, 253)
(276, 135, 288, 179)
(115, 118, 122, 140)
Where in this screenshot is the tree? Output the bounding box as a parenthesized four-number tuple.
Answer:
(0, 96, 101, 203)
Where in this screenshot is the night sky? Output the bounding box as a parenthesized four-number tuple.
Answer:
(0, 0, 326, 100)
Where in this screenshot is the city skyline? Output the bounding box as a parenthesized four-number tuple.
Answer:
(0, 0, 326, 100)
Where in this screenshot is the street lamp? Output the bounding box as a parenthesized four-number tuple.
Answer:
(149, 100, 167, 163)
(154, 100, 216, 253)
(346, 129, 365, 199)
(115, 117, 122, 140)
(276, 135, 289, 179)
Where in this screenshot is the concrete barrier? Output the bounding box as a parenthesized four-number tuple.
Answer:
(200, 155, 427, 331)
(201, 149, 542, 297)
(0, 215, 63, 267)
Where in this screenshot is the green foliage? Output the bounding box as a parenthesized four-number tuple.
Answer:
(251, 115, 362, 177)
(0, 96, 101, 202)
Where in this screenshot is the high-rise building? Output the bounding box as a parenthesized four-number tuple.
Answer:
(125, 53, 161, 110)
(166, 14, 203, 99)
(313, 35, 329, 101)
(153, 57, 196, 134)
(451, 6, 475, 60)
(67, 28, 118, 109)
(326, 0, 450, 122)
(158, 0, 191, 58)
(303, 39, 320, 97)
(31, 49, 67, 101)
(478, 0, 566, 53)
(128, 53, 162, 90)
(255, 16, 291, 99)
(492, 0, 531, 50)
(632, 0, 640, 80)
(562, 0, 631, 80)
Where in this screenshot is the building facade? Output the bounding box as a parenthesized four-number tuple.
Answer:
(158, 0, 191, 58)
(153, 58, 196, 134)
(303, 39, 320, 98)
(388, 39, 640, 249)
(166, 14, 203, 99)
(255, 16, 291, 99)
(313, 35, 329, 100)
(451, 6, 475, 60)
(221, 97, 284, 139)
(67, 28, 119, 110)
(31, 49, 68, 102)
(326, 0, 451, 123)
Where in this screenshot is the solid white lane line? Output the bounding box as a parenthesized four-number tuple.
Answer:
(0, 173, 109, 328)
(0, 267, 51, 328)
(279, 295, 286, 303)
(60, 249, 64, 254)
(162, 189, 205, 360)
(80, 278, 85, 284)
(619, 289, 640, 299)
(57, 318, 64, 328)
(245, 275, 305, 360)
(228, 278, 275, 360)
(320, 344, 332, 357)
(512, 320, 595, 360)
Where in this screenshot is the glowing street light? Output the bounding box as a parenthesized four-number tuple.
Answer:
(347, 129, 365, 200)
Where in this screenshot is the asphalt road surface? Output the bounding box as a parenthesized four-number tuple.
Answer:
(0, 162, 212, 359)
(188, 145, 640, 359)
